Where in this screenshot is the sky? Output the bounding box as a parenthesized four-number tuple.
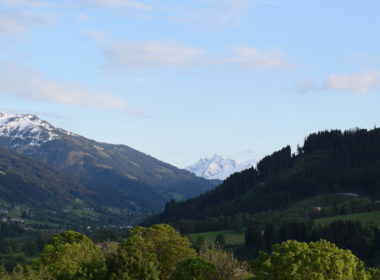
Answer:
(0, 0, 380, 168)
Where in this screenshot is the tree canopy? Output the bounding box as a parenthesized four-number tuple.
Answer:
(252, 239, 369, 280)
(109, 224, 196, 280)
(36, 230, 106, 280)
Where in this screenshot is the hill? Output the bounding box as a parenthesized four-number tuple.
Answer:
(150, 128, 380, 228)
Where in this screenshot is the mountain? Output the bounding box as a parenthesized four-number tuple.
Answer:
(0, 113, 216, 214)
(0, 145, 146, 228)
(185, 155, 256, 180)
(0, 145, 85, 207)
(150, 128, 380, 227)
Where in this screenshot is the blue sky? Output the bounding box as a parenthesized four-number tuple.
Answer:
(1, 0, 379, 167)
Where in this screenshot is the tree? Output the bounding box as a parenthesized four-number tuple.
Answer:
(215, 233, 226, 247)
(1, 264, 53, 280)
(245, 226, 264, 253)
(194, 235, 206, 250)
(171, 257, 217, 280)
(108, 246, 160, 280)
(252, 239, 369, 280)
(36, 230, 106, 280)
(199, 243, 252, 280)
(109, 224, 195, 280)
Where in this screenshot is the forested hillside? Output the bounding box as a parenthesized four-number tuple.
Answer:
(0, 146, 86, 206)
(151, 128, 380, 223)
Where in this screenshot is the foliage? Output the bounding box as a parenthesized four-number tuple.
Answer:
(199, 243, 252, 280)
(0, 264, 53, 280)
(107, 246, 160, 280)
(36, 230, 106, 280)
(171, 257, 217, 280)
(252, 239, 369, 280)
(215, 233, 226, 247)
(108, 224, 196, 280)
(244, 220, 380, 264)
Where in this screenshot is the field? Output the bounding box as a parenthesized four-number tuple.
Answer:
(187, 229, 245, 246)
(314, 210, 380, 227)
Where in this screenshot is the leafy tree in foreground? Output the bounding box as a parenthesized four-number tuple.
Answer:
(171, 257, 217, 280)
(200, 243, 252, 280)
(109, 224, 195, 280)
(36, 230, 106, 280)
(252, 239, 369, 280)
(108, 245, 160, 280)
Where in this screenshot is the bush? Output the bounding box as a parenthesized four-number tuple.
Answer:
(171, 257, 217, 280)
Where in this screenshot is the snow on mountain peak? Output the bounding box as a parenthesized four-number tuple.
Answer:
(185, 155, 256, 180)
(0, 113, 61, 147)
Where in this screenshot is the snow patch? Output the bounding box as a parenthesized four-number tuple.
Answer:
(0, 113, 61, 147)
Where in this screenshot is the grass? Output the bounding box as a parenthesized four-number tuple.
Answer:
(314, 210, 380, 227)
(187, 229, 245, 247)
(289, 193, 369, 210)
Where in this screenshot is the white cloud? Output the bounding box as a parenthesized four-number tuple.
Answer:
(0, 0, 47, 7)
(228, 46, 288, 70)
(104, 41, 288, 72)
(0, 13, 25, 35)
(0, 11, 55, 36)
(0, 62, 141, 115)
(82, 29, 107, 41)
(105, 41, 204, 69)
(297, 71, 380, 94)
(81, 0, 152, 10)
(77, 13, 88, 22)
(326, 72, 380, 94)
(166, 0, 253, 25)
(219, 0, 253, 23)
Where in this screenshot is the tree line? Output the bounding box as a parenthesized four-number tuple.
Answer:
(1, 224, 380, 280)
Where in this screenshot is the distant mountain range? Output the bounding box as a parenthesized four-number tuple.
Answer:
(0, 113, 217, 224)
(185, 154, 256, 180)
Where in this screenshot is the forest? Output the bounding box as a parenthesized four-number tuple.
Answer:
(151, 128, 380, 224)
(0, 224, 379, 280)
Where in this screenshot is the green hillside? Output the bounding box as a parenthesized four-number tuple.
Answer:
(315, 210, 380, 227)
(149, 128, 380, 233)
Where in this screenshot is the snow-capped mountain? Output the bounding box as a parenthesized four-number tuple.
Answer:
(0, 112, 215, 212)
(0, 113, 72, 147)
(185, 155, 256, 180)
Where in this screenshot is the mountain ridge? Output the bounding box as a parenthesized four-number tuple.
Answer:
(0, 113, 216, 214)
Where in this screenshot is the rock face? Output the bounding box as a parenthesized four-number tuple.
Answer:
(186, 154, 256, 180)
(0, 113, 215, 213)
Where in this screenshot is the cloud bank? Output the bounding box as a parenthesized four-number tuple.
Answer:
(80, 0, 152, 10)
(0, 62, 141, 115)
(297, 71, 380, 94)
(104, 41, 288, 71)
(105, 41, 205, 69)
(0, 11, 55, 36)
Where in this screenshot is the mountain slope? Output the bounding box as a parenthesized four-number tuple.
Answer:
(0, 113, 216, 212)
(151, 128, 380, 223)
(186, 155, 256, 180)
(0, 146, 85, 207)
